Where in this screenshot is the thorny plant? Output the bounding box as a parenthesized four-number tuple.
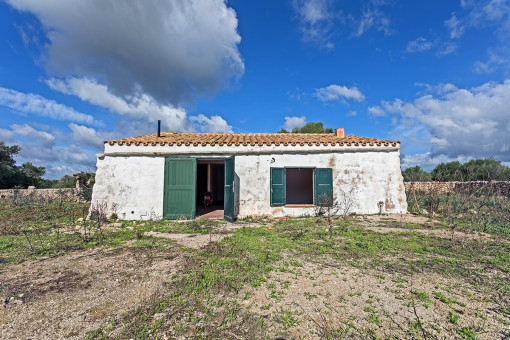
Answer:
(406, 168, 510, 240)
(0, 196, 89, 260)
(85, 201, 109, 242)
(315, 185, 356, 239)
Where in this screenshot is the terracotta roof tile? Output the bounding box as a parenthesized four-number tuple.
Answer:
(106, 132, 400, 147)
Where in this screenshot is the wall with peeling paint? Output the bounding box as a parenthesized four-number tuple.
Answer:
(91, 155, 165, 220)
(91, 143, 407, 220)
(235, 151, 406, 217)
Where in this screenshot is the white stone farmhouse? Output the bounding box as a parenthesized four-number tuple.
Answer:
(91, 128, 407, 221)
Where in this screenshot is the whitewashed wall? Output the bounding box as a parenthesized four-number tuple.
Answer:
(235, 151, 407, 218)
(91, 156, 164, 220)
(92, 143, 407, 220)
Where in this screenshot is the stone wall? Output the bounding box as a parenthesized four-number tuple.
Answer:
(404, 181, 510, 195)
(0, 188, 81, 202)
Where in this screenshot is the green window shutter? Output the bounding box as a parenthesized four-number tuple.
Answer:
(314, 168, 333, 206)
(270, 167, 285, 206)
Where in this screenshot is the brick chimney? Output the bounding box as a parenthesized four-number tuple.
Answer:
(334, 128, 344, 138)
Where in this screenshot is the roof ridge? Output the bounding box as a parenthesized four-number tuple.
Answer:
(105, 131, 400, 147)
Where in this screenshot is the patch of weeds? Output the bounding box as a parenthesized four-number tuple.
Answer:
(364, 307, 381, 326)
(429, 323, 441, 333)
(289, 259, 303, 267)
(154, 301, 168, 313)
(277, 308, 299, 329)
(392, 277, 408, 284)
(433, 291, 466, 307)
(456, 326, 478, 339)
(411, 289, 430, 302)
(281, 280, 291, 289)
(85, 328, 107, 340)
(304, 291, 318, 300)
(448, 310, 460, 325)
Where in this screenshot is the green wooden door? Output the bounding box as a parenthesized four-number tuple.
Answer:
(163, 158, 196, 219)
(224, 156, 236, 222)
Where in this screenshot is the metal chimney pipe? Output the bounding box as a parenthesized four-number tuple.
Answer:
(157, 120, 161, 137)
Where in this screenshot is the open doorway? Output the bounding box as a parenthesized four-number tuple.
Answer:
(196, 159, 225, 218)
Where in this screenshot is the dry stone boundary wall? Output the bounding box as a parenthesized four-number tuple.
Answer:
(0, 188, 81, 202)
(405, 181, 510, 195)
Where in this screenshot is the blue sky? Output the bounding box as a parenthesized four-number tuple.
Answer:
(1, 0, 510, 178)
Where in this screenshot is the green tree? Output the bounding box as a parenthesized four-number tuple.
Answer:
(402, 166, 432, 182)
(460, 158, 510, 181)
(430, 158, 510, 182)
(20, 162, 46, 188)
(279, 122, 334, 133)
(431, 161, 463, 181)
(56, 175, 76, 188)
(0, 142, 22, 189)
(0, 142, 49, 189)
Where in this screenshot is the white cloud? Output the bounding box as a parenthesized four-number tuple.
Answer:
(400, 152, 471, 171)
(189, 114, 233, 133)
(10, 124, 55, 147)
(10, 137, 97, 179)
(445, 13, 464, 39)
(414, 82, 459, 96)
(0, 123, 96, 178)
(293, 0, 336, 48)
(384, 79, 510, 161)
(445, 1, 510, 40)
(47, 77, 190, 132)
(7, 0, 244, 104)
(353, 7, 391, 37)
(406, 37, 433, 53)
(293, 0, 392, 47)
(346, 110, 357, 117)
(0, 86, 101, 126)
(315, 84, 365, 102)
(48, 77, 232, 135)
(68, 123, 104, 149)
(18, 142, 94, 168)
(367, 106, 386, 117)
(283, 116, 307, 131)
(474, 49, 508, 73)
(0, 129, 15, 141)
(437, 42, 458, 56)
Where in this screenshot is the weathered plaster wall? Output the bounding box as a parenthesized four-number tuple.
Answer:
(93, 143, 406, 220)
(90, 155, 164, 220)
(235, 150, 407, 218)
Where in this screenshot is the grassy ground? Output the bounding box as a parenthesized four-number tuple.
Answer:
(0, 197, 509, 339)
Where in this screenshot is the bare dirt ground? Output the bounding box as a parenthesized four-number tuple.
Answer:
(0, 215, 507, 339)
(240, 256, 504, 339)
(0, 245, 181, 340)
(364, 226, 495, 241)
(143, 231, 231, 249)
(356, 213, 439, 225)
(355, 214, 496, 241)
(143, 222, 246, 249)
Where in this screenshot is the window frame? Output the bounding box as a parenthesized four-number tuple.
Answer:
(270, 167, 333, 207)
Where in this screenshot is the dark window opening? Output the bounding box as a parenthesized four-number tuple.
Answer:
(285, 168, 314, 204)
